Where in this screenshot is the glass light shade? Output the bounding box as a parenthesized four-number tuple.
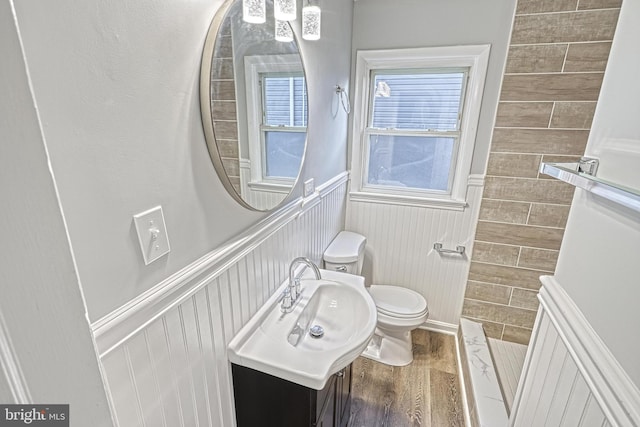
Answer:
(274, 0, 296, 21)
(275, 19, 294, 42)
(242, 0, 266, 24)
(302, 5, 321, 41)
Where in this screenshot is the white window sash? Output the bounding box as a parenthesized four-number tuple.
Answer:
(350, 45, 491, 209)
(244, 54, 303, 185)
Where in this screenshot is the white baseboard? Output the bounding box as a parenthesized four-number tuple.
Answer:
(420, 319, 458, 335)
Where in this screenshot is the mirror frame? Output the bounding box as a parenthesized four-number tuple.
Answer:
(199, 0, 308, 212)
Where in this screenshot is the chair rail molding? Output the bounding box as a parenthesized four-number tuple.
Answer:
(92, 172, 349, 358)
(510, 275, 640, 426)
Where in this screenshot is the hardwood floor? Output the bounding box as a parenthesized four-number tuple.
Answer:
(348, 330, 465, 427)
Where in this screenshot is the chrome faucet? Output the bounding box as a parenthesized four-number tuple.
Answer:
(281, 257, 322, 313)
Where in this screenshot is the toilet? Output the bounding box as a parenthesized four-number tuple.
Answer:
(323, 231, 429, 366)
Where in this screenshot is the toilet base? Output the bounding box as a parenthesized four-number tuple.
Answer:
(361, 327, 414, 366)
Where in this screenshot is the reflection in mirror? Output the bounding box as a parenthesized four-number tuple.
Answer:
(200, 0, 308, 211)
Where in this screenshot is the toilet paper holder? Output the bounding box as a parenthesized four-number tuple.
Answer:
(433, 242, 466, 255)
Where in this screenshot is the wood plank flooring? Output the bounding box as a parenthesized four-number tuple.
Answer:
(348, 329, 465, 427)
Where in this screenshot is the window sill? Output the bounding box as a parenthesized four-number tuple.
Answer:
(348, 191, 468, 211)
(248, 181, 292, 193)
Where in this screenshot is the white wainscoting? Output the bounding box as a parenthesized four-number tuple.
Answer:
(345, 176, 484, 330)
(93, 173, 347, 427)
(509, 276, 640, 426)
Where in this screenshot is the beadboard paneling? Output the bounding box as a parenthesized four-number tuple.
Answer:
(345, 182, 483, 328)
(509, 276, 640, 426)
(97, 176, 347, 427)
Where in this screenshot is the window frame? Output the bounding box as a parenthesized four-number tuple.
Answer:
(350, 45, 490, 210)
(244, 54, 306, 191)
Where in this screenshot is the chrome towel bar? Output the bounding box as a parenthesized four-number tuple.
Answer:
(434, 243, 466, 255)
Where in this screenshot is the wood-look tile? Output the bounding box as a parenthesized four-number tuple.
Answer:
(210, 58, 235, 80)
(430, 370, 464, 427)
(501, 73, 604, 102)
(516, 0, 577, 14)
(502, 325, 534, 345)
(465, 281, 512, 305)
(505, 45, 567, 74)
(211, 100, 237, 121)
(349, 330, 463, 427)
(471, 242, 520, 267)
(221, 158, 239, 176)
(218, 15, 231, 35)
(211, 80, 236, 101)
(215, 138, 239, 158)
(469, 262, 544, 290)
(491, 128, 589, 155)
(230, 177, 241, 193)
(518, 248, 560, 272)
(528, 203, 570, 228)
(487, 153, 541, 178)
(550, 102, 596, 129)
(212, 120, 238, 139)
(495, 102, 553, 128)
(564, 42, 612, 72)
(511, 10, 620, 44)
(476, 318, 505, 340)
(577, 0, 622, 10)
(510, 288, 541, 311)
(214, 34, 233, 58)
(483, 177, 576, 205)
(476, 220, 564, 250)
(462, 299, 538, 329)
(479, 199, 530, 225)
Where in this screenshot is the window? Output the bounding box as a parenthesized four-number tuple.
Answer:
(261, 73, 307, 180)
(351, 46, 490, 209)
(244, 55, 307, 189)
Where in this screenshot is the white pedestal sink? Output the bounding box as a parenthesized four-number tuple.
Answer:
(227, 269, 377, 389)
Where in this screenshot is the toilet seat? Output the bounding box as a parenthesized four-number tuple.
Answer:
(368, 285, 428, 319)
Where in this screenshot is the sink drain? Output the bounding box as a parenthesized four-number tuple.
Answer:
(309, 325, 324, 338)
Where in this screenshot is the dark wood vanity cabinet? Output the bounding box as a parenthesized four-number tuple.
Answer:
(231, 363, 352, 427)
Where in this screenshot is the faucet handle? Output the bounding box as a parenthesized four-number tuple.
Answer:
(281, 288, 292, 312)
(294, 278, 301, 299)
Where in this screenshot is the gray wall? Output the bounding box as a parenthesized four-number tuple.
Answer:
(0, 0, 113, 422)
(350, 0, 517, 175)
(9, 0, 353, 322)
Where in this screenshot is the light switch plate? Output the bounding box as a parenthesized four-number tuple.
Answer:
(303, 178, 315, 197)
(133, 206, 170, 265)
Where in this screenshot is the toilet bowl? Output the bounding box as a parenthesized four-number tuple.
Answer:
(323, 231, 429, 366)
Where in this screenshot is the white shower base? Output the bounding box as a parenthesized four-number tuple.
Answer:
(457, 318, 528, 427)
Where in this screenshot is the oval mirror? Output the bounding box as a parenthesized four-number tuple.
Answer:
(200, 0, 308, 211)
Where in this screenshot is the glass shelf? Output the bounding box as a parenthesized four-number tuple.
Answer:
(540, 162, 640, 214)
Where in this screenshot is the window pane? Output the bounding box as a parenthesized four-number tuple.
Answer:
(263, 76, 307, 127)
(265, 131, 306, 178)
(371, 72, 465, 131)
(367, 134, 455, 191)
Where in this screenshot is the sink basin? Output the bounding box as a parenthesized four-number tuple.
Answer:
(227, 269, 377, 390)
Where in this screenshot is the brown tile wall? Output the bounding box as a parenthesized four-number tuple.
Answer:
(210, 17, 241, 192)
(462, 0, 621, 344)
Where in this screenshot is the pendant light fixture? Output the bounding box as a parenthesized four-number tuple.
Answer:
(302, 2, 321, 41)
(275, 18, 294, 42)
(274, 0, 296, 21)
(242, 0, 266, 24)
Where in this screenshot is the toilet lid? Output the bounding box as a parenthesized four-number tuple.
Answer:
(369, 285, 428, 318)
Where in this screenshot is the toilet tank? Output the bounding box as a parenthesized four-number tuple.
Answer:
(323, 231, 366, 275)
